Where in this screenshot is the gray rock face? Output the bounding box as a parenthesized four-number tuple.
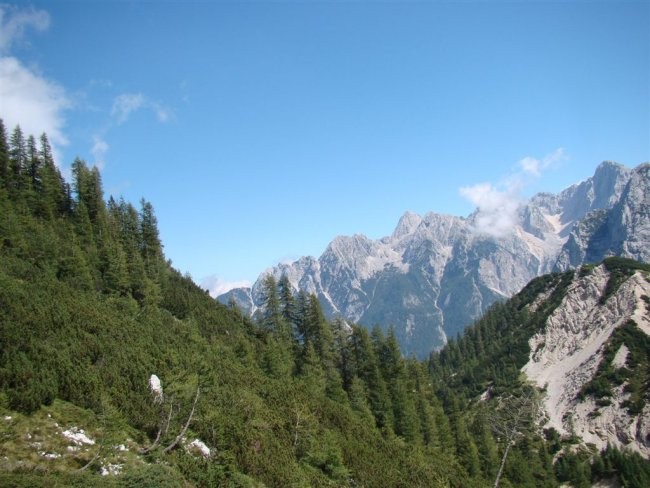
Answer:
(522, 264, 650, 458)
(219, 162, 649, 358)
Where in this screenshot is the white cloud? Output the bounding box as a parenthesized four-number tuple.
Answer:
(151, 102, 170, 122)
(91, 135, 109, 169)
(518, 148, 566, 177)
(460, 148, 566, 238)
(111, 93, 171, 124)
(0, 56, 69, 159)
(200, 275, 251, 298)
(0, 6, 68, 162)
(459, 181, 522, 238)
(0, 5, 49, 54)
(111, 93, 145, 124)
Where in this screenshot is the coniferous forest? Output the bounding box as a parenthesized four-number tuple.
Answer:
(1, 119, 649, 487)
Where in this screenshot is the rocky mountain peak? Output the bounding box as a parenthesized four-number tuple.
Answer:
(219, 161, 649, 358)
(391, 211, 423, 240)
(558, 161, 631, 225)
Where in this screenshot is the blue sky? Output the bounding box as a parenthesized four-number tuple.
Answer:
(1, 0, 648, 294)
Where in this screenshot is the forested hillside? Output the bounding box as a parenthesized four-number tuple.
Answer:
(0, 119, 648, 487)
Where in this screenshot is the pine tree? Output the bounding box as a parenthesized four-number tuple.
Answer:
(411, 374, 439, 446)
(449, 396, 482, 478)
(347, 376, 374, 423)
(139, 198, 164, 278)
(278, 274, 299, 336)
(36, 133, 70, 218)
(111, 198, 148, 302)
(375, 327, 419, 442)
(293, 289, 309, 342)
(26, 135, 40, 188)
(260, 275, 281, 332)
(297, 341, 325, 394)
(0, 119, 9, 189)
(332, 317, 352, 390)
(349, 325, 393, 432)
(470, 408, 499, 480)
(8, 125, 27, 194)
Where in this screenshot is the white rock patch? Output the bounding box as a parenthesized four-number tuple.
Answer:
(62, 427, 95, 446)
(100, 463, 123, 476)
(40, 451, 60, 459)
(611, 344, 629, 369)
(149, 374, 163, 403)
(185, 438, 211, 458)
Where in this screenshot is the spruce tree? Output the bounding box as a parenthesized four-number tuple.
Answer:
(36, 133, 70, 218)
(278, 275, 294, 318)
(349, 325, 393, 432)
(261, 274, 281, 332)
(139, 198, 164, 278)
(8, 125, 27, 193)
(0, 119, 8, 189)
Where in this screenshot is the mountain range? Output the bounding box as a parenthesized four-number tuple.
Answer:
(2, 121, 649, 486)
(220, 161, 649, 358)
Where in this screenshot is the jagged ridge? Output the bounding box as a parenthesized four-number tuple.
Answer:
(220, 161, 650, 358)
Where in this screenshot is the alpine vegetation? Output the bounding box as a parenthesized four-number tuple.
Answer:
(1, 121, 648, 487)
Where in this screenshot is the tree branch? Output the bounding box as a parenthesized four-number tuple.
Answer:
(163, 386, 200, 454)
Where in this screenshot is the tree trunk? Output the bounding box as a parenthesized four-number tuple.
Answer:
(493, 441, 511, 488)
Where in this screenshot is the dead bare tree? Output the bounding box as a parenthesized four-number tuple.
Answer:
(490, 388, 542, 488)
(163, 385, 200, 454)
(140, 375, 202, 456)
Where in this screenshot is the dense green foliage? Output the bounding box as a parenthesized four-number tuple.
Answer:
(0, 121, 473, 486)
(1, 120, 648, 486)
(556, 445, 650, 488)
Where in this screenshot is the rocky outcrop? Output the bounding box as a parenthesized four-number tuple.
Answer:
(522, 265, 650, 457)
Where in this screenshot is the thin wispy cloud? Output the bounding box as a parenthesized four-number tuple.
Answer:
(460, 148, 566, 238)
(0, 5, 69, 162)
(201, 275, 251, 298)
(111, 93, 145, 124)
(518, 148, 566, 178)
(111, 92, 171, 124)
(91, 135, 109, 170)
(0, 4, 49, 54)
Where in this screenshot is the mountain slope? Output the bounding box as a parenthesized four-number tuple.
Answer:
(220, 161, 650, 358)
(0, 121, 484, 487)
(523, 260, 650, 457)
(429, 257, 650, 460)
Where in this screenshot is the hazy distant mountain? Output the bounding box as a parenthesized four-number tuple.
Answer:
(219, 161, 649, 358)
